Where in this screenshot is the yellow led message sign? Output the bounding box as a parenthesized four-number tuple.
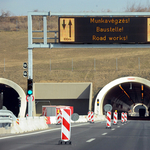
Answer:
(59, 17, 150, 44)
(147, 18, 150, 42)
(59, 18, 75, 42)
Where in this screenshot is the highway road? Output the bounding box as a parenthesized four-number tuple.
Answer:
(0, 120, 150, 150)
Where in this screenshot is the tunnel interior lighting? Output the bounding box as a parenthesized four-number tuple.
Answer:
(141, 85, 144, 103)
(130, 83, 132, 90)
(119, 84, 134, 104)
(141, 85, 144, 91)
(142, 93, 144, 98)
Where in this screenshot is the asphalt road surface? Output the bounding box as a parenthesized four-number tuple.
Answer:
(0, 120, 150, 150)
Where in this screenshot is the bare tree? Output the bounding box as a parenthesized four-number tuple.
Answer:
(1, 10, 11, 17)
(125, 3, 150, 12)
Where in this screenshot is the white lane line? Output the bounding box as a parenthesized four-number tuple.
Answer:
(86, 138, 95, 143)
(102, 133, 107, 135)
(0, 128, 61, 140)
(0, 121, 106, 141)
(117, 126, 120, 128)
(111, 128, 115, 130)
(0, 122, 93, 140)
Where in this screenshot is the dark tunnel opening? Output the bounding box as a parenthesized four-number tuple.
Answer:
(0, 84, 19, 117)
(103, 82, 150, 120)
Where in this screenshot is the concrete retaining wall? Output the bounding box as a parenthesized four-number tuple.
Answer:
(10, 116, 48, 134)
(0, 115, 106, 134)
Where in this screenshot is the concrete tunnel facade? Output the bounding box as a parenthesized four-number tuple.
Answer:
(1, 76, 150, 118)
(94, 76, 150, 116)
(0, 78, 92, 117)
(0, 78, 26, 118)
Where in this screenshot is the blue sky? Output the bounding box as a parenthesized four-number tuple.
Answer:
(0, 0, 150, 16)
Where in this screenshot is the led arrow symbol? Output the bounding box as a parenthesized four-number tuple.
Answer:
(68, 20, 72, 37)
(62, 20, 66, 29)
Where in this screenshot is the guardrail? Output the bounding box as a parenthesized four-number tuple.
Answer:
(0, 110, 17, 127)
(0, 117, 12, 123)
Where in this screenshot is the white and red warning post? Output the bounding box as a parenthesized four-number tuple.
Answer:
(59, 108, 71, 145)
(121, 112, 125, 123)
(88, 111, 91, 122)
(87, 111, 94, 123)
(124, 112, 127, 122)
(106, 110, 128, 128)
(113, 112, 118, 125)
(106, 111, 111, 128)
(56, 111, 62, 125)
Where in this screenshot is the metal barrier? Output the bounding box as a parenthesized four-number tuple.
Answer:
(0, 110, 17, 127)
(0, 117, 12, 123)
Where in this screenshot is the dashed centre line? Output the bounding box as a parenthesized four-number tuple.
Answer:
(102, 133, 107, 135)
(111, 128, 115, 130)
(86, 138, 95, 142)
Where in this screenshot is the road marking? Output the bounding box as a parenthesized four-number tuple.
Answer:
(111, 128, 115, 130)
(122, 124, 124, 125)
(86, 138, 95, 142)
(0, 122, 97, 140)
(0, 121, 105, 141)
(102, 133, 107, 135)
(117, 126, 120, 128)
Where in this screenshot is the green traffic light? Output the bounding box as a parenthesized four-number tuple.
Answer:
(28, 90, 32, 95)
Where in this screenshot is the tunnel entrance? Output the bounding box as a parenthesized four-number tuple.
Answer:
(94, 76, 150, 120)
(132, 103, 148, 117)
(103, 82, 150, 120)
(134, 105, 146, 113)
(0, 84, 19, 117)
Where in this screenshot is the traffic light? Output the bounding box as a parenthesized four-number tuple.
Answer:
(97, 99, 99, 106)
(27, 79, 33, 96)
(19, 100, 21, 107)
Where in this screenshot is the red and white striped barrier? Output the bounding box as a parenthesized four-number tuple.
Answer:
(124, 112, 127, 122)
(88, 111, 91, 122)
(46, 116, 51, 124)
(121, 112, 124, 123)
(90, 111, 94, 123)
(56, 112, 62, 125)
(58, 108, 71, 145)
(113, 112, 118, 125)
(106, 111, 111, 128)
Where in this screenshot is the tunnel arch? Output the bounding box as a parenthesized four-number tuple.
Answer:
(132, 103, 148, 113)
(94, 76, 150, 116)
(0, 78, 26, 117)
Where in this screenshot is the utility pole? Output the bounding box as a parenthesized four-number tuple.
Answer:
(28, 13, 33, 117)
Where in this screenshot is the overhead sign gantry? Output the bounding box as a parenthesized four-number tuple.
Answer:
(59, 17, 150, 44)
(28, 12, 150, 49)
(27, 12, 150, 117)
